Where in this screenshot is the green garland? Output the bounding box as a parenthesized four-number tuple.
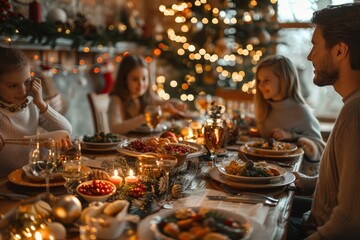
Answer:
(0, 4, 154, 49)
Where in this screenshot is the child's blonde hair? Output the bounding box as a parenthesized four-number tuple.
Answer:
(254, 55, 306, 127)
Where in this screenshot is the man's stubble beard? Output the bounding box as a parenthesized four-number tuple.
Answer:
(313, 58, 339, 87)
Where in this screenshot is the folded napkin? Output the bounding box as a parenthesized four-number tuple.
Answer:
(175, 189, 269, 225)
(81, 156, 116, 169)
(24, 130, 69, 141)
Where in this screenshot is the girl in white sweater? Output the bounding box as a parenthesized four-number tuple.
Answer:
(108, 54, 187, 134)
(0, 47, 72, 177)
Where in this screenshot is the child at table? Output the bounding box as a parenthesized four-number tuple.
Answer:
(108, 54, 188, 134)
(0, 46, 72, 177)
(254, 55, 325, 176)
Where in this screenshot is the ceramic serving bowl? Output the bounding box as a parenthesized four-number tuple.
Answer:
(76, 180, 116, 202)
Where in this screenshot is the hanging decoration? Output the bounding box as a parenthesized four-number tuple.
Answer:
(98, 61, 115, 94)
(0, 0, 152, 49)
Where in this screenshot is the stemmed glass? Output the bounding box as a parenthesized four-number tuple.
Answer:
(137, 153, 162, 181)
(204, 118, 225, 168)
(60, 137, 84, 193)
(62, 157, 83, 194)
(158, 155, 178, 209)
(144, 105, 162, 136)
(29, 138, 57, 194)
(60, 137, 81, 161)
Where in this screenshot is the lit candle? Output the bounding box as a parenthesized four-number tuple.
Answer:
(125, 169, 138, 184)
(35, 231, 42, 240)
(249, 127, 259, 136)
(110, 169, 122, 185)
(186, 129, 196, 142)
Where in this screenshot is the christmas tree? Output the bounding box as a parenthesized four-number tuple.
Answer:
(155, 0, 279, 99)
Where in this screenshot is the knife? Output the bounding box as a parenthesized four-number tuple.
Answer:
(206, 195, 277, 206)
(0, 192, 28, 200)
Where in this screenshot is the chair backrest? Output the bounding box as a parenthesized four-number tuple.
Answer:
(215, 87, 254, 114)
(215, 87, 254, 102)
(87, 92, 111, 133)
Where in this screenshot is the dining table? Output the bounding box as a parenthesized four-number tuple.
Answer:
(0, 132, 303, 240)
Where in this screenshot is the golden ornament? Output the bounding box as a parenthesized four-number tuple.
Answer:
(51, 195, 82, 225)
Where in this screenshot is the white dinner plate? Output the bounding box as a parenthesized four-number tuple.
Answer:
(245, 141, 298, 156)
(116, 139, 206, 159)
(209, 167, 295, 189)
(138, 207, 269, 240)
(218, 162, 287, 183)
(240, 145, 304, 160)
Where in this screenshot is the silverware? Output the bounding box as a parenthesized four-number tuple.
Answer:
(237, 192, 279, 203)
(206, 195, 277, 206)
(0, 192, 28, 200)
(215, 183, 279, 203)
(4, 138, 30, 145)
(267, 161, 293, 168)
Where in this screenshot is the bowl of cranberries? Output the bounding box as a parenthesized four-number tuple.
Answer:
(77, 180, 116, 202)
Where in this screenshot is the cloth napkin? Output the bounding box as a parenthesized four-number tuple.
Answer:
(174, 189, 269, 225)
(81, 156, 116, 169)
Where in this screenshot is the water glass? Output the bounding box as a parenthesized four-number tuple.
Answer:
(62, 158, 83, 194)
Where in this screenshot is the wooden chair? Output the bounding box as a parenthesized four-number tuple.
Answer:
(215, 87, 254, 113)
(87, 92, 111, 133)
(215, 87, 254, 102)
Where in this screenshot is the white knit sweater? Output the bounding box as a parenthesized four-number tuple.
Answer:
(0, 98, 72, 177)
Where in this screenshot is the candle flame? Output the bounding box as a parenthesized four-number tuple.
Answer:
(114, 169, 119, 177)
(129, 169, 134, 177)
(35, 231, 42, 240)
(188, 129, 194, 138)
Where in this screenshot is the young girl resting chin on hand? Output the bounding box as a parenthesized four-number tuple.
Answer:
(0, 47, 72, 177)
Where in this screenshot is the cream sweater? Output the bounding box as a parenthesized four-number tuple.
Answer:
(0, 98, 72, 177)
(259, 99, 326, 175)
(305, 88, 360, 239)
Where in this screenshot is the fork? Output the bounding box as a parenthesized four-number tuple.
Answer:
(236, 192, 279, 203)
(219, 183, 279, 203)
(206, 195, 278, 206)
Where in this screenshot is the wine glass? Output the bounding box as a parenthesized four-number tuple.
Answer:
(62, 157, 83, 194)
(137, 153, 162, 181)
(29, 138, 57, 194)
(203, 118, 225, 168)
(144, 105, 162, 136)
(158, 155, 178, 209)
